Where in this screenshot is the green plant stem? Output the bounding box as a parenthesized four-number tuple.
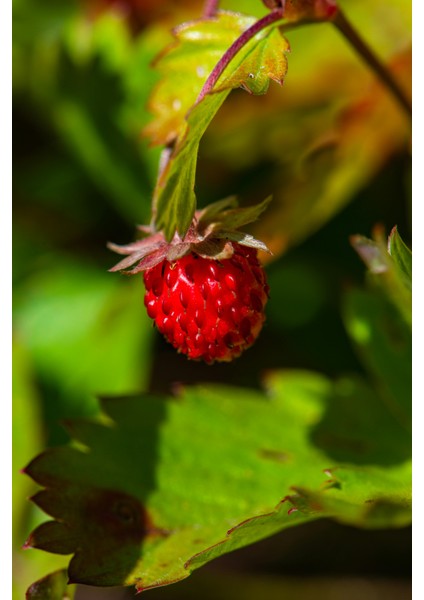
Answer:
(333, 9, 411, 119)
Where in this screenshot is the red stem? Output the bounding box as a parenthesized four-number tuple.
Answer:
(333, 9, 411, 118)
(196, 8, 285, 104)
(196, 2, 411, 121)
(203, 0, 220, 18)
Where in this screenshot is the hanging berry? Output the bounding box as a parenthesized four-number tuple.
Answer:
(109, 197, 271, 363)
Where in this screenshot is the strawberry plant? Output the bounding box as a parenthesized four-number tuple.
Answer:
(13, 0, 411, 598)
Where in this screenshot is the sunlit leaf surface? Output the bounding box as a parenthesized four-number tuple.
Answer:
(149, 10, 289, 239)
(25, 370, 410, 592)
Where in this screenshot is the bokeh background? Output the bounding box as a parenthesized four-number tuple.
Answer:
(13, 0, 411, 598)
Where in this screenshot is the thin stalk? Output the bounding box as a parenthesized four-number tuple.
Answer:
(196, 9, 285, 103)
(197, 3, 411, 120)
(333, 9, 411, 118)
(203, 0, 220, 18)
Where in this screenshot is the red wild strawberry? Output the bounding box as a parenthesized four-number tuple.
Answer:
(143, 244, 268, 363)
(108, 197, 271, 363)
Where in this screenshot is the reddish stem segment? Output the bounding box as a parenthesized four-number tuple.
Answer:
(203, 0, 220, 18)
(197, 2, 411, 121)
(196, 8, 285, 103)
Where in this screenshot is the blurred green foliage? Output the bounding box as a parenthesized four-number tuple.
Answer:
(13, 0, 411, 598)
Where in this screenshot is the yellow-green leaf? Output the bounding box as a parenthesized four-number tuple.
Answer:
(150, 11, 289, 239)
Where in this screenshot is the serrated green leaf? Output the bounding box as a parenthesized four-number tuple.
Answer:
(388, 225, 412, 290)
(188, 461, 411, 573)
(144, 11, 267, 146)
(25, 370, 411, 592)
(150, 10, 289, 239)
(214, 27, 289, 94)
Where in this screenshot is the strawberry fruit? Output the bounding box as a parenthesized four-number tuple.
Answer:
(143, 243, 268, 363)
(109, 197, 271, 363)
